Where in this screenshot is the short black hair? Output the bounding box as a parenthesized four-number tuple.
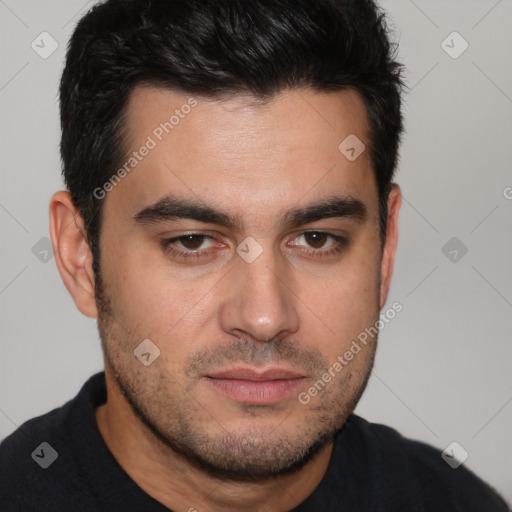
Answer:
(59, 0, 407, 281)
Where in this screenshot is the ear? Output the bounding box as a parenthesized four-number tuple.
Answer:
(49, 191, 98, 318)
(379, 184, 402, 310)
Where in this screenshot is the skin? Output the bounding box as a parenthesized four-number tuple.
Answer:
(50, 86, 401, 511)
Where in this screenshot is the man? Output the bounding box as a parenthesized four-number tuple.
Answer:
(0, 0, 508, 510)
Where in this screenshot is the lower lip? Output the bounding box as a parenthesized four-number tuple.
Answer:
(203, 377, 306, 404)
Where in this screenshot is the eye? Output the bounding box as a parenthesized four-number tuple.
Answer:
(294, 232, 335, 249)
(171, 234, 216, 251)
(160, 234, 219, 259)
(289, 231, 348, 257)
(161, 230, 348, 262)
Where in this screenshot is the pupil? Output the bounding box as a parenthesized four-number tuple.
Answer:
(182, 235, 204, 250)
(305, 232, 326, 248)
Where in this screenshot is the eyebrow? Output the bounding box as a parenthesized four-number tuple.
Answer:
(132, 194, 368, 230)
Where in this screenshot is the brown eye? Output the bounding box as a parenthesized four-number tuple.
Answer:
(295, 231, 336, 250)
(303, 232, 329, 249)
(178, 234, 208, 250)
(290, 231, 348, 258)
(160, 234, 218, 259)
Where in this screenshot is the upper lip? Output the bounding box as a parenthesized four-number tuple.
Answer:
(206, 367, 306, 381)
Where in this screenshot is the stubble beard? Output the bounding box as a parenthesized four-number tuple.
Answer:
(94, 268, 377, 482)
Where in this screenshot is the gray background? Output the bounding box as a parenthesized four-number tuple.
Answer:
(1, 0, 511, 504)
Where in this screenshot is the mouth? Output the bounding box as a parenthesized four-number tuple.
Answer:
(202, 367, 307, 405)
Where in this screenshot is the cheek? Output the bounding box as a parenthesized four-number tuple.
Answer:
(300, 255, 380, 354)
(104, 248, 220, 341)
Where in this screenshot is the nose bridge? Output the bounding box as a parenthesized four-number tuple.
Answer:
(219, 242, 300, 341)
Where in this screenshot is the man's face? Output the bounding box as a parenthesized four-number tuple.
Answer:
(95, 86, 389, 480)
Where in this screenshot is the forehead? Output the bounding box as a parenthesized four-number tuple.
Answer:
(105, 85, 376, 227)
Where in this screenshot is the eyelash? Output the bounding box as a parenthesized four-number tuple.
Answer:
(160, 232, 349, 261)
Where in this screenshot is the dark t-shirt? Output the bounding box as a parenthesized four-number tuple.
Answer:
(0, 372, 508, 511)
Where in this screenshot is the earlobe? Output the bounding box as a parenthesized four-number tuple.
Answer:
(49, 191, 98, 318)
(379, 184, 402, 310)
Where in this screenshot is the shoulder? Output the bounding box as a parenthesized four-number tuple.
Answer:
(0, 400, 83, 510)
(0, 373, 105, 511)
(338, 415, 509, 510)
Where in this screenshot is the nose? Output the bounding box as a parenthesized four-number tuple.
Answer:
(218, 244, 300, 343)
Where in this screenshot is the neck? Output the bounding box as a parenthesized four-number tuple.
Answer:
(95, 371, 334, 512)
